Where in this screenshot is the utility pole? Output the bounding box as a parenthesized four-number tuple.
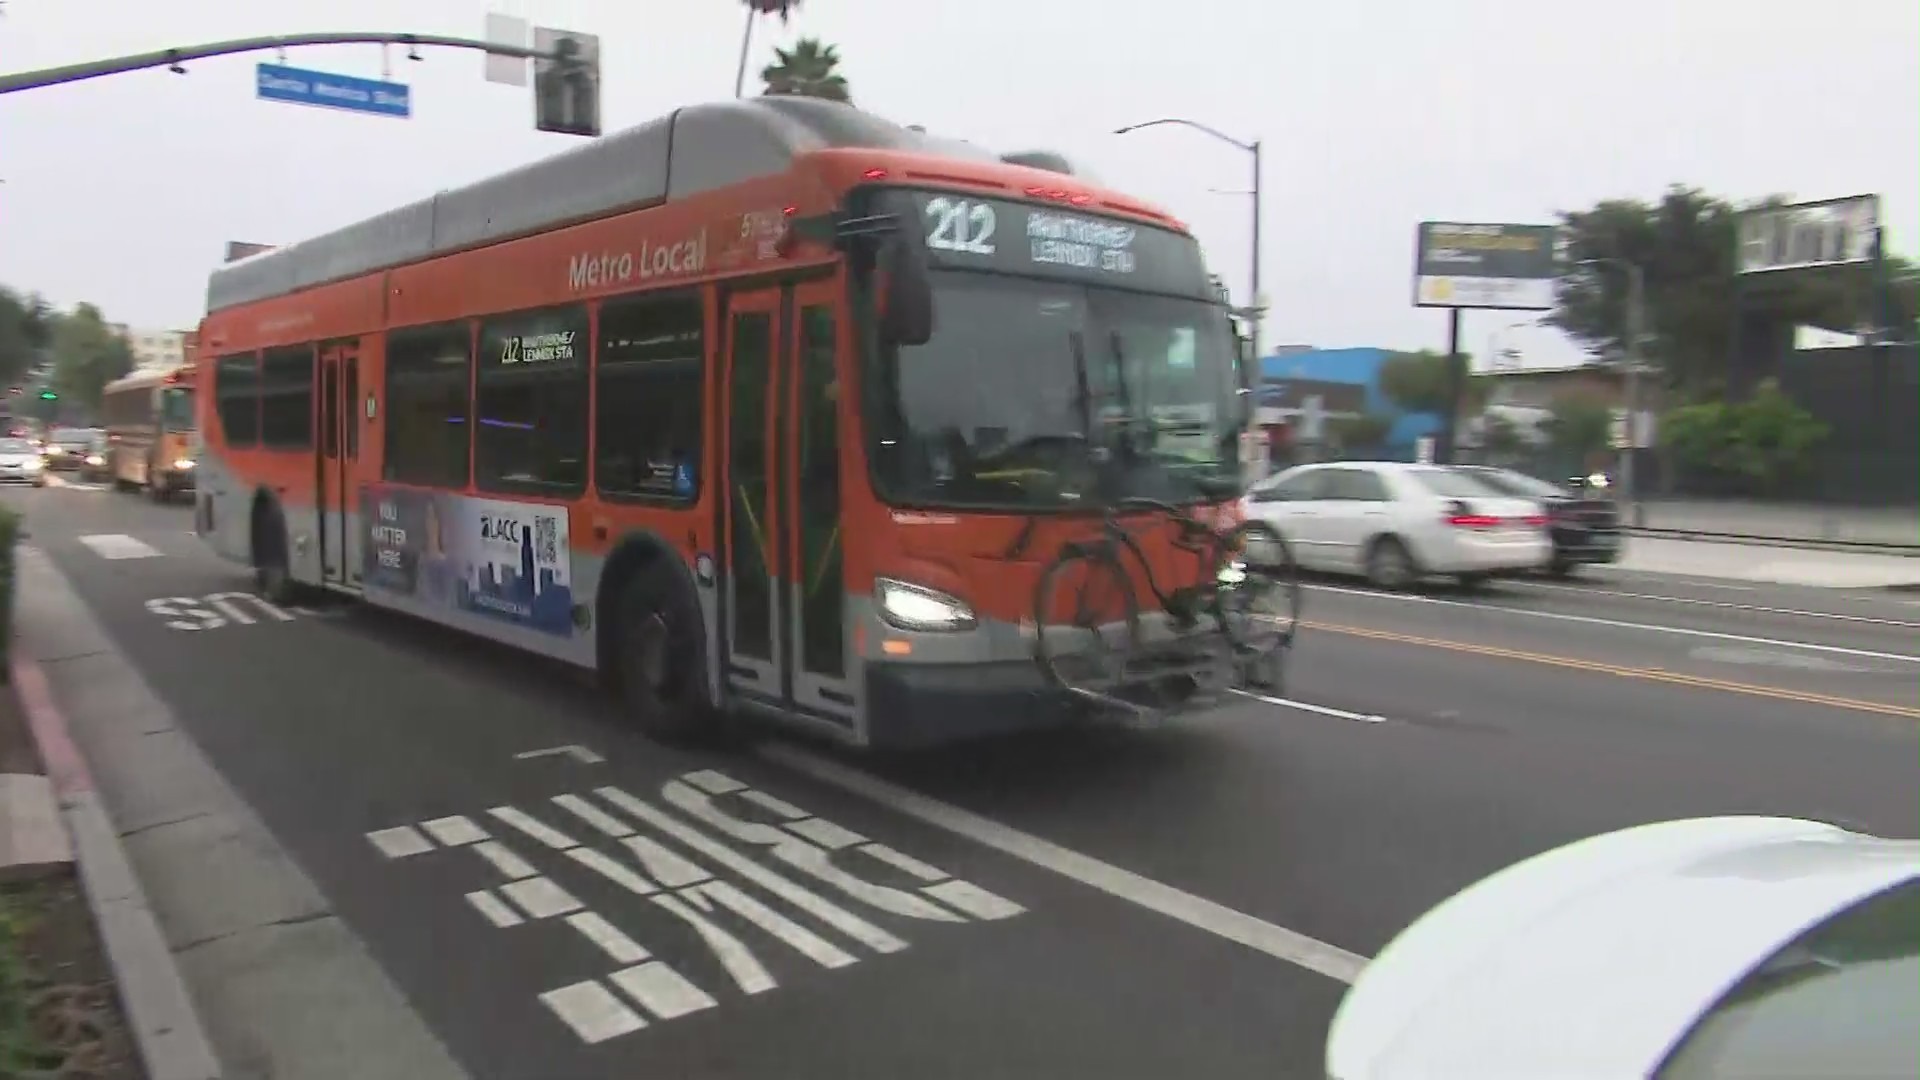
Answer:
(1582, 257, 1645, 523)
(1113, 118, 1265, 360)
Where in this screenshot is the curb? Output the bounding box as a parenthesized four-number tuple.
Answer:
(11, 652, 224, 1080)
(1624, 526, 1920, 558)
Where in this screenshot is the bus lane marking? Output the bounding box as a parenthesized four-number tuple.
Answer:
(79, 533, 162, 560)
(363, 769, 1029, 1046)
(145, 592, 296, 631)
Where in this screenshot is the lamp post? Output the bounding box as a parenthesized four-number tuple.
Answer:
(1579, 258, 1645, 524)
(1113, 118, 1263, 359)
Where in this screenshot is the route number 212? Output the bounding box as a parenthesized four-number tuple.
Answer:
(924, 197, 996, 256)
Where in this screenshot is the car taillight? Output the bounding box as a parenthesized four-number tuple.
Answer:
(1519, 514, 1548, 528)
(1445, 513, 1504, 528)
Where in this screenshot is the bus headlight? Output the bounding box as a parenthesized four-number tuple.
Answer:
(173, 458, 195, 471)
(875, 578, 976, 632)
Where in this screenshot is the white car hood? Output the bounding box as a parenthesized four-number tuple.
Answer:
(1326, 816, 1920, 1080)
(0, 454, 35, 467)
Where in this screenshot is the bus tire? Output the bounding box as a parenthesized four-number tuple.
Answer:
(614, 563, 714, 744)
(252, 498, 299, 604)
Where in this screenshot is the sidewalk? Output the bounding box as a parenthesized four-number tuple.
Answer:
(1631, 499, 1918, 549)
(10, 545, 467, 1080)
(1612, 535, 1920, 590)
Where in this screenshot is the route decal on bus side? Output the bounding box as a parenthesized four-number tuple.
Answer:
(366, 769, 1026, 1045)
(362, 486, 576, 637)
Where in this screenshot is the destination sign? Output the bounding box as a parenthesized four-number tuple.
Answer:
(885, 190, 1213, 300)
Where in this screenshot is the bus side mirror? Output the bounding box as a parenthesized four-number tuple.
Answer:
(877, 231, 934, 348)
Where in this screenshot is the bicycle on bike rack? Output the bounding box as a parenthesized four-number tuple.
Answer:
(1029, 493, 1302, 722)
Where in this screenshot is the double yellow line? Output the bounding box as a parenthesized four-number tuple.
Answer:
(1304, 620, 1920, 720)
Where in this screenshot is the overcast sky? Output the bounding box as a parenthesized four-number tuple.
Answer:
(1, 0, 1914, 370)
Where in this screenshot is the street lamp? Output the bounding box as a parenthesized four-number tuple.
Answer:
(1113, 118, 1264, 359)
(1487, 318, 1538, 373)
(1578, 257, 1646, 524)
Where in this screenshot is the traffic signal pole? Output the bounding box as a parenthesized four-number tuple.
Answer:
(0, 32, 583, 96)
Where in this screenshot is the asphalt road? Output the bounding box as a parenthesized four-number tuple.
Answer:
(9, 476, 1919, 1079)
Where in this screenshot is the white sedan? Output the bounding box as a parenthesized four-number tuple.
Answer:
(1240, 461, 1550, 588)
(1327, 817, 1919, 1080)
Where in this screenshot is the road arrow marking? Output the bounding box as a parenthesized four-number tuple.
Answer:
(514, 744, 606, 765)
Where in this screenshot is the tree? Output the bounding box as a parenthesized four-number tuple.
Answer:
(1551, 186, 1919, 394)
(49, 303, 133, 414)
(761, 37, 852, 103)
(1327, 412, 1392, 451)
(1661, 378, 1828, 496)
(1478, 412, 1527, 461)
(1378, 349, 1485, 416)
(1541, 393, 1613, 465)
(0, 286, 53, 389)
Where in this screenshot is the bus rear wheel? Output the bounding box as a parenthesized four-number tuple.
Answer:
(614, 563, 715, 744)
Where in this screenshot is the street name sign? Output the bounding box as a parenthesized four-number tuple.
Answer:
(256, 62, 411, 119)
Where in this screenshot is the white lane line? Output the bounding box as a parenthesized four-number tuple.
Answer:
(786, 816, 866, 850)
(499, 875, 585, 919)
(1505, 579, 1920, 628)
(419, 815, 490, 847)
(861, 842, 946, 882)
(682, 769, 747, 795)
(611, 961, 718, 1020)
(488, 806, 580, 850)
(366, 826, 434, 859)
(1306, 582, 1920, 664)
(472, 840, 538, 880)
(566, 912, 651, 965)
(1229, 688, 1386, 723)
(758, 744, 1368, 984)
(539, 980, 647, 1043)
(78, 533, 163, 560)
(465, 889, 524, 928)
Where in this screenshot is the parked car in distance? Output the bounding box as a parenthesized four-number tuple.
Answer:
(0, 436, 46, 488)
(1240, 461, 1550, 589)
(1454, 464, 1623, 576)
(41, 426, 99, 472)
(78, 430, 111, 483)
(1326, 816, 1919, 1080)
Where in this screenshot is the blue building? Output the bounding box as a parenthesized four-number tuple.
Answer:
(1258, 346, 1441, 455)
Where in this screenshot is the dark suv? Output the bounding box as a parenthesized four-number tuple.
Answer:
(1454, 465, 1622, 576)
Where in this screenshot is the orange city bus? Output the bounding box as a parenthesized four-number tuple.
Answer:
(101, 363, 198, 500)
(194, 97, 1252, 749)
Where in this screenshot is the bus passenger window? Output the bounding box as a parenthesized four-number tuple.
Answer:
(476, 306, 588, 496)
(214, 354, 260, 447)
(385, 324, 472, 488)
(595, 294, 704, 503)
(259, 345, 315, 450)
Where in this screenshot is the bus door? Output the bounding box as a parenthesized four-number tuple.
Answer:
(719, 281, 858, 728)
(315, 339, 362, 588)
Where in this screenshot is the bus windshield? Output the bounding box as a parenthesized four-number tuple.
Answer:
(160, 386, 195, 432)
(868, 270, 1241, 509)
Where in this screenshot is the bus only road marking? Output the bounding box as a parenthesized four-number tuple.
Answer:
(145, 592, 296, 631)
(365, 769, 1027, 1047)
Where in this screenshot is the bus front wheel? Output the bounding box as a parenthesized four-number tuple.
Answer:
(614, 563, 715, 744)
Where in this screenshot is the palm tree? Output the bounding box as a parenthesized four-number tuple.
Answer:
(760, 38, 851, 103)
(735, 0, 802, 98)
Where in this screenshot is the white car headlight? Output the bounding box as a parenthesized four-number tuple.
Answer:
(173, 458, 195, 470)
(875, 577, 976, 632)
(84, 454, 104, 466)
(21, 457, 41, 472)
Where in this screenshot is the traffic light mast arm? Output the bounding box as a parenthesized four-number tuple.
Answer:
(0, 32, 581, 95)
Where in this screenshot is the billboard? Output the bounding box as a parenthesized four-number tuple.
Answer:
(1413, 222, 1559, 311)
(1737, 194, 1879, 275)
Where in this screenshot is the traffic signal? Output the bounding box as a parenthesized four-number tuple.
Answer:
(38, 390, 57, 401)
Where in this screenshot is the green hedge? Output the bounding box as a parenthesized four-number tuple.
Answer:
(0, 506, 17, 681)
